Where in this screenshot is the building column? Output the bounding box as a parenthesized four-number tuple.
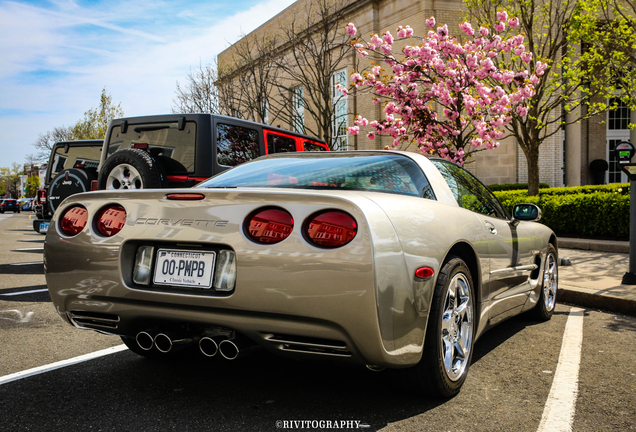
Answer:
(564, 112, 582, 186)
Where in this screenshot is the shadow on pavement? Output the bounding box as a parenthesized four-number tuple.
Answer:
(0, 263, 43, 275)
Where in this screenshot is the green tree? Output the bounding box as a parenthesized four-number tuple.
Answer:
(32, 88, 124, 163)
(0, 163, 24, 199)
(25, 175, 40, 198)
(465, 0, 618, 195)
(70, 87, 124, 140)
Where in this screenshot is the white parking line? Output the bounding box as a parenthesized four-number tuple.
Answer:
(0, 345, 128, 385)
(14, 248, 44, 251)
(537, 307, 585, 432)
(0, 288, 48, 296)
(10, 262, 43, 266)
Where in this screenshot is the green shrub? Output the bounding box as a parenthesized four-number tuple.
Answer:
(493, 184, 630, 239)
(488, 182, 550, 191)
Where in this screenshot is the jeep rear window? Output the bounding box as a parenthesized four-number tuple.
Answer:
(49, 145, 102, 183)
(107, 121, 196, 174)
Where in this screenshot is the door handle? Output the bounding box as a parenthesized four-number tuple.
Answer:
(485, 221, 497, 235)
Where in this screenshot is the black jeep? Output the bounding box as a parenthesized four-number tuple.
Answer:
(97, 114, 328, 190)
(33, 140, 103, 233)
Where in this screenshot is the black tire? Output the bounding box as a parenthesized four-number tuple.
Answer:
(532, 244, 558, 321)
(402, 256, 476, 397)
(97, 149, 167, 190)
(48, 168, 96, 214)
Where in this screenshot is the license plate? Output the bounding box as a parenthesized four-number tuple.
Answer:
(39, 222, 49, 234)
(153, 249, 215, 288)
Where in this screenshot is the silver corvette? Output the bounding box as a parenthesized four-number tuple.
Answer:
(45, 151, 558, 397)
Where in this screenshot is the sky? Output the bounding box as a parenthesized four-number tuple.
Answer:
(0, 0, 297, 167)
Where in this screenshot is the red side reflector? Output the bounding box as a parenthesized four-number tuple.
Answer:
(245, 207, 294, 244)
(166, 193, 205, 200)
(95, 205, 127, 237)
(304, 210, 357, 248)
(90, 180, 97, 191)
(60, 206, 88, 236)
(415, 267, 435, 279)
(133, 142, 149, 149)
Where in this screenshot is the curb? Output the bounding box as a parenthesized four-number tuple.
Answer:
(559, 287, 636, 317)
(559, 238, 629, 254)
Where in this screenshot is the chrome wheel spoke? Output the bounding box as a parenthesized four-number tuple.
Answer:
(443, 339, 454, 372)
(440, 271, 473, 382)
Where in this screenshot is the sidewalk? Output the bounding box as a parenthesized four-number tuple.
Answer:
(558, 238, 636, 316)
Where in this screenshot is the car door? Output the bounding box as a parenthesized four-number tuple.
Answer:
(432, 161, 537, 322)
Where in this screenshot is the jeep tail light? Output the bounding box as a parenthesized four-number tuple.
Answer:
(304, 210, 357, 248)
(38, 189, 47, 204)
(95, 205, 127, 237)
(245, 207, 293, 244)
(60, 206, 88, 236)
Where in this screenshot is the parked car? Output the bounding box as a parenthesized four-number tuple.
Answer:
(44, 150, 558, 397)
(97, 113, 329, 191)
(18, 198, 33, 211)
(0, 198, 21, 213)
(32, 140, 103, 234)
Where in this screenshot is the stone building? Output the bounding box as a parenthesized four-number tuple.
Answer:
(217, 0, 632, 187)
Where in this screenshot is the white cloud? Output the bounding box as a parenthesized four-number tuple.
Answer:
(0, 0, 296, 166)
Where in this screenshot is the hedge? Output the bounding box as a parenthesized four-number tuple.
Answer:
(488, 182, 550, 191)
(493, 183, 630, 239)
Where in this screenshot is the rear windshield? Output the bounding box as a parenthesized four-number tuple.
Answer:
(49, 145, 102, 183)
(107, 121, 197, 174)
(198, 153, 436, 199)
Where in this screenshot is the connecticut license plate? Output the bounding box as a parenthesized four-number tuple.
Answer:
(39, 222, 49, 234)
(153, 249, 215, 288)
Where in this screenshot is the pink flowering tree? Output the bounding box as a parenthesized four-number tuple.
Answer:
(342, 15, 542, 166)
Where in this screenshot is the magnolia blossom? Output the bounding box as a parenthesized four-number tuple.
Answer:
(345, 15, 537, 164)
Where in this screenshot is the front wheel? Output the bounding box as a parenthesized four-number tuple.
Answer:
(402, 256, 475, 397)
(532, 244, 558, 321)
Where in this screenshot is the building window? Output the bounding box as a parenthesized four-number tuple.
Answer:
(607, 98, 631, 183)
(292, 87, 304, 133)
(608, 98, 630, 130)
(262, 99, 269, 125)
(332, 69, 348, 151)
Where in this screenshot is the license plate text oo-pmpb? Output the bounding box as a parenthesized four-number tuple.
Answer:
(153, 249, 215, 288)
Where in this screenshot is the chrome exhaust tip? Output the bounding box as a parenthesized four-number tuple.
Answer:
(219, 339, 239, 360)
(366, 365, 386, 372)
(199, 337, 220, 357)
(154, 332, 193, 353)
(136, 331, 155, 351)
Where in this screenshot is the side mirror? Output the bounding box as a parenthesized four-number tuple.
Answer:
(512, 203, 542, 223)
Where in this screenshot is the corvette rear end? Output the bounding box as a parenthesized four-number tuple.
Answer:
(44, 188, 433, 368)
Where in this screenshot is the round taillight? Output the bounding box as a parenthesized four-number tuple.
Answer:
(304, 210, 357, 248)
(245, 207, 294, 244)
(59, 206, 88, 236)
(95, 205, 127, 237)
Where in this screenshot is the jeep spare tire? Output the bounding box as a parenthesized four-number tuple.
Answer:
(98, 148, 167, 190)
(48, 168, 96, 213)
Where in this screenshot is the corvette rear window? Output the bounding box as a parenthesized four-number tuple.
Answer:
(198, 153, 436, 199)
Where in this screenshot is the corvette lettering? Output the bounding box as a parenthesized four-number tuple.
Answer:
(134, 218, 228, 227)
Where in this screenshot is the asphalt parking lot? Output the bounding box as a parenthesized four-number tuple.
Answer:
(1, 212, 635, 431)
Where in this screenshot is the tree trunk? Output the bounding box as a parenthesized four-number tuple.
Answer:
(527, 146, 540, 196)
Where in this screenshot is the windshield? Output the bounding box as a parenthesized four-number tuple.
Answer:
(198, 153, 436, 199)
